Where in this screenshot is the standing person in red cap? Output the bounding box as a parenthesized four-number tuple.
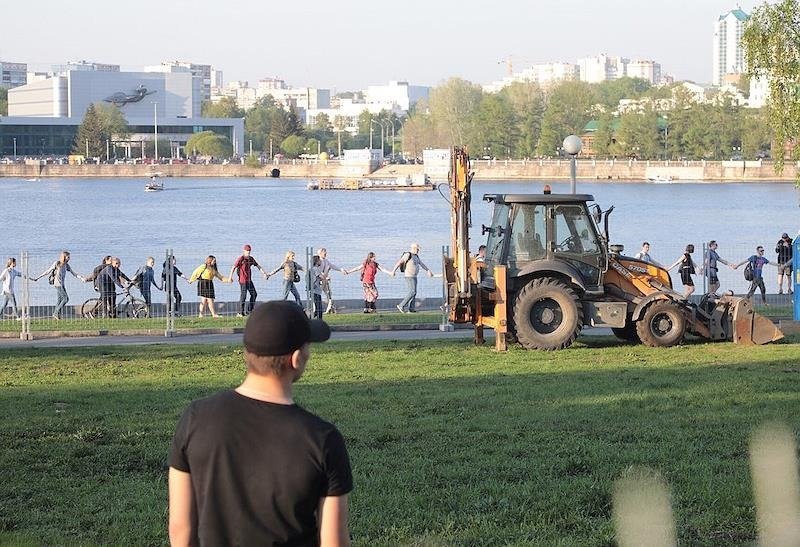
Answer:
(168, 301, 352, 546)
(229, 244, 268, 317)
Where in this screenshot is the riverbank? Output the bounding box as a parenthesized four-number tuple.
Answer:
(1, 159, 798, 181)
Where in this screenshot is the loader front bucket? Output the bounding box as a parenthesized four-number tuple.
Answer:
(728, 297, 784, 345)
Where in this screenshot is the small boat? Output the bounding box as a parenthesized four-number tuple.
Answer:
(25, 178, 40, 182)
(145, 174, 164, 192)
(648, 175, 675, 183)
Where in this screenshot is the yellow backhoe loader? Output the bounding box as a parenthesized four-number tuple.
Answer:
(442, 147, 783, 350)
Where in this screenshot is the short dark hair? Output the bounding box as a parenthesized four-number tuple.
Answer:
(642, 241, 650, 247)
(709, 240, 716, 246)
(478, 245, 487, 251)
(685, 244, 694, 253)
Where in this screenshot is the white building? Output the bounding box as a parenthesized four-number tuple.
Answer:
(713, 8, 749, 86)
(365, 80, 430, 113)
(578, 54, 628, 83)
(145, 61, 214, 103)
(626, 59, 662, 85)
(1, 61, 28, 89)
(4, 69, 243, 156)
(748, 75, 770, 108)
(53, 60, 120, 73)
(483, 62, 578, 93)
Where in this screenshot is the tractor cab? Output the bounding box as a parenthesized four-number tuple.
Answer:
(480, 192, 607, 294)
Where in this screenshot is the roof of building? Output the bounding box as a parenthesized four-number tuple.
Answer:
(719, 8, 748, 21)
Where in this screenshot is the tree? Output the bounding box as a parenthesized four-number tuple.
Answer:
(185, 131, 233, 157)
(500, 81, 546, 158)
(537, 81, 596, 156)
(201, 97, 245, 118)
(468, 94, 518, 158)
(0, 88, 7, 116)
(427, 77, 483, 146)
(268, 108, 299, 148)
(595, 77, 651, 109)
(280, 135, 306, 158)
(742, 0, 800, 172)
(592, 112, 615, 157)
(72, 103, 130, 160)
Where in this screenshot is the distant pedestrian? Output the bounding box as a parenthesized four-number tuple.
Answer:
(475, 245, 487, 263)
(704, 240, 735, 295)
(35, 251, 84, 319)
(268, 251, 304, 306)
(133, 257, 163, 314)
(0, 258, 23, 320)
(734, 245, 777, 305)
(634, 242, 653, 263)
(228, 244, 267, 317)
(391, 243, 433, 313)
(310, 255, 324, 319)
(775, 232, 794, 295)
(96, 257, 129, 318)
(167, 301, 351, 546)
(345, 251, 393, 313)
(84, 256, 113, 293)
(318, 248, 345, 314)
(668, 244, 699, 298)
(162, 256, 188, 316)
(189, 255, 230, 318)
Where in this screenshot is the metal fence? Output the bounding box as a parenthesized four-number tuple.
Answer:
(3, 246, 450, 339)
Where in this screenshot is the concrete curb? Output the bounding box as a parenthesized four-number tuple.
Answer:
(0, 322, 470, 340)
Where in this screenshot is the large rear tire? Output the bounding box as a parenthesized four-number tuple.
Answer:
(636, 300, 686, 347)
(513, 278, 582, 351)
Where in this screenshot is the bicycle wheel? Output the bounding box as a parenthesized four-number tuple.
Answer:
(80, 298, 101, 319)
(124, 298, 150, 319)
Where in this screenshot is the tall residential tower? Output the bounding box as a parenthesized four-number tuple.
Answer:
(713, 8, 749, 86)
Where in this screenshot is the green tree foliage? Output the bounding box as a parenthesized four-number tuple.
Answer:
(0, 88, 7, 116)
(614, 110, 661, 158)
(468, 94, 518, 157)
(595, 77, 651, 109)
(72, 103, 130, 160)
(537, 81, 597, 156)
(592, 112, 615, 157)
(428, 77, 482, 145)
(185, 131, 233, 157)
(280, 134, 307, 158)
(742, 0, 800, 171)
(500, 81, 545, 158)
(201, 97, 245, 118)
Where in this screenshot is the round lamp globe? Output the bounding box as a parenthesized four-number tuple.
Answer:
(562, 135, 582, 156)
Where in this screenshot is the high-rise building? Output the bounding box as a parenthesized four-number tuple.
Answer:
(713, 8, 749, 86)
(577, 54, 628, 83)
(0, 61, 27, 89)
(626, 59, 662, 85)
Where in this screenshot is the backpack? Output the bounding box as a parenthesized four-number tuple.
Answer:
(48, 268, 56, 285)
(398, 252, 412, 273)
(744, 260, 754, 281)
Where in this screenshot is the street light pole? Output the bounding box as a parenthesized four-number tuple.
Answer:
(249, 139, 253, 156)
(13, 137, 16, 160)
(562, 135, 582, 195)
(153, 102, 159, 161)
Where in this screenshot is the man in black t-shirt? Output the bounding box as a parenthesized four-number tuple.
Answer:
(168, 300, 352, 546)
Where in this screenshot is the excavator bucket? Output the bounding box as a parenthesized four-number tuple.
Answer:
(725, 296, 784, 345)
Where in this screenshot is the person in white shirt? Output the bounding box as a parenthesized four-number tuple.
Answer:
(317, 248, 346, 314)
(0, 257, 24, 320)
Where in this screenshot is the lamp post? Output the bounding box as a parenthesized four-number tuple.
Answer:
(663, 114, 669, 160)
(12, 137, 16, 161)
(562, 134, 582, 194)
(370, 118, 385, 153)
(153, 102, 159, 162)
(249, 139, 253, 156)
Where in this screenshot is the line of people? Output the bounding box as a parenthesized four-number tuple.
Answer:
(3, 243, 439, 320)
(634, 232, 794, 304)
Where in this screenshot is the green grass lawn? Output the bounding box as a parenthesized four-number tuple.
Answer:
(1, 336, 800, 545)
(0, 311, 444, 333)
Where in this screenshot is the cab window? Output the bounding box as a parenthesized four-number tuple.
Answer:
(483, 204, 510, 268)
(508, 204, 546, 266)
(552, 205, 599, 255)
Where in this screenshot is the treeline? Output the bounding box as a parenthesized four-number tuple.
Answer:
(400, 77, 773, 160)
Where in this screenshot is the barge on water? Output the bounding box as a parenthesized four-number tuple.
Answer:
(307, 174, 435, 191)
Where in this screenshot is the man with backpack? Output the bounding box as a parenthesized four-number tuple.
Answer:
(228, 245, 267, 317)
(132, 257, 163, 314)
(734, 245, 778, 305)
(391, 243, 433, 313)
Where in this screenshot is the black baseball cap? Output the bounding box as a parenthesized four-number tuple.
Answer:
(244, 301, 330, 356)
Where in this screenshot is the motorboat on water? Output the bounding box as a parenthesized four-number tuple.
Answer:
(647, 175, 675, 183)
(145, 173, 165, 192)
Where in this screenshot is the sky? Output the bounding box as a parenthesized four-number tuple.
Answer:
(1, 0, 761, 91)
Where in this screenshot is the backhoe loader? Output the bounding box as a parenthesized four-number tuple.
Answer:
(442, 147, 783, 350)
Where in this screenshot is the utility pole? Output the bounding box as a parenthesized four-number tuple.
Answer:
(153, 102, 159, 161)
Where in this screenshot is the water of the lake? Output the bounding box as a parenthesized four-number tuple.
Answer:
(3, 177, 798, 302)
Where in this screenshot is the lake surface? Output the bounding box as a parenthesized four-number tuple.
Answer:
(3, 177, 798, 302)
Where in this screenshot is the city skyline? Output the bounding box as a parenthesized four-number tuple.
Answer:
(2, 0, 759, 90)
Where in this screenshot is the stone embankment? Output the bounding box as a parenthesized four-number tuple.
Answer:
(0, 159, 797, 181)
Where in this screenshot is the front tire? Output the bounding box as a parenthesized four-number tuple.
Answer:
(513, 278, 582, 351)
(80, 298, 100, 319)
(125, 299, 150, 318)
(636, 300, 686, 347)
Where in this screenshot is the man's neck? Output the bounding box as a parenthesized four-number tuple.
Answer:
(236, 373, 294, 405)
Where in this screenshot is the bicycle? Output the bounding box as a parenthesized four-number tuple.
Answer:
(80, 287, 149, 319)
